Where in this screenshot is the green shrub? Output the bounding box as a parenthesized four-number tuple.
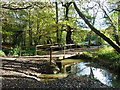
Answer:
(116, 60, 120, 70)
(20, 47, 36, 56)
(80, 52, 93, 59)
(92, 56, 98, 61)
(79, 45, 85, 48)
(95, 46, 120, 61)
(37, 51, 49, 55)
(8, 47, 20, 56)
(0, 50, 5, 57)
(3, 49, 11, 56)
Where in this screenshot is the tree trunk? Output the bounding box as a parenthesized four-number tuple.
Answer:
(29, 9, 32, 46)
(88, 31, 92, 47)
(0, 32, 2, 50)
(66, 26, 73, 44)
(118, 4, 120, 44)
(73, 2, 120, 53)
(34, 15, 39, 45)
(55, 2, 60, 43)
(63, 2, 72, 44)
(23, 30, 26, 46)
(0, 2, 2, 50)
(118, 12, 120, 36)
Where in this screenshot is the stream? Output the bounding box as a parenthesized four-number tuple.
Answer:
(56, 59, 120, 88)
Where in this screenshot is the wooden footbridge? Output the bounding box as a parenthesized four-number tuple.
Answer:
(19, 44, 101, 63)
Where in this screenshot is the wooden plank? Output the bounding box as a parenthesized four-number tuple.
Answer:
(36, 45, 44, 47)
(37, 73, 68, 79)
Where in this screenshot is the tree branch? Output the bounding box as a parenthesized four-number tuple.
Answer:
(73, 1, 120, 53)
(61, 2, 66, 7)
(97, 2, 120, 46)
(113, 9, 120, 12)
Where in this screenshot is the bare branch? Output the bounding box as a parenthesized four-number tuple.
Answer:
(61, 2, 66, 7)
(113, 9, 120, 12)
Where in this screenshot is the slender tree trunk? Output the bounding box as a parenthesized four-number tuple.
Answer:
(29, 9, 32, 46)
(0, 3, 2, 50)
(55, 2, 60, 43)
(118, 14, 120, 47)
(0, 32, 2, 50)
(13, 34, 18, 45)
(35, 14, 39, 45)
(23, 30, 26, 46)
(73, 2, 120, 53)
(118, 4, 120, 43)
(88, 31, 92, 47)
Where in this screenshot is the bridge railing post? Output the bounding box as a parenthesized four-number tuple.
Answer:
(70, 44, 72, 50)
(19, 47, 21, 57)
(76, 44, 78, 54)
(63, 44, 66, 59)
(35, 46, 37, 56)
(50, 47, 52, 64)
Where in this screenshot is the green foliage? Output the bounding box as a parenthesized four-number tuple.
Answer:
(61, 31, 67, 44)
(8, 47, 20, 56)
(95, 46, 120, 61)
(21, 47, 35, 51)
(116, 60, 120, 71)
(37, 51, 49, 55)
(93, 46, 120, 71)
(80, 51, 93, 59)
(79, 44, 85, 48)
(0, 50, 5, 57)
(20, 47, 35, 56)
(72, 29, 89, 44)
(2, 49, 11, 56)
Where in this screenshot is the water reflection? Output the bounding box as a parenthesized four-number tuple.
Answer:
(58, 59, 120, 88)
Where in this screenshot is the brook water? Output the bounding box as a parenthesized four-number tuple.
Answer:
(56, 59, 120, 88)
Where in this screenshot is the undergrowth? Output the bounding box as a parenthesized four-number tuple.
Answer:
(95, 46, 120, 61)
(0, 50, 5, 57)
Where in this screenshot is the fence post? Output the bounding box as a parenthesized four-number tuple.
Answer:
(63, 44, 65, 59)
(70, 44, 72, 50)
(50, 47, 52, 64)
(35, 46, 37, 56)
(20, 50, 21, 57)
(19, 46, 21, 57)
(76, 44, 77, 54)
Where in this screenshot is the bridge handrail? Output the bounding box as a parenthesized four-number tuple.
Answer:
(19, 46, 36, 56)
